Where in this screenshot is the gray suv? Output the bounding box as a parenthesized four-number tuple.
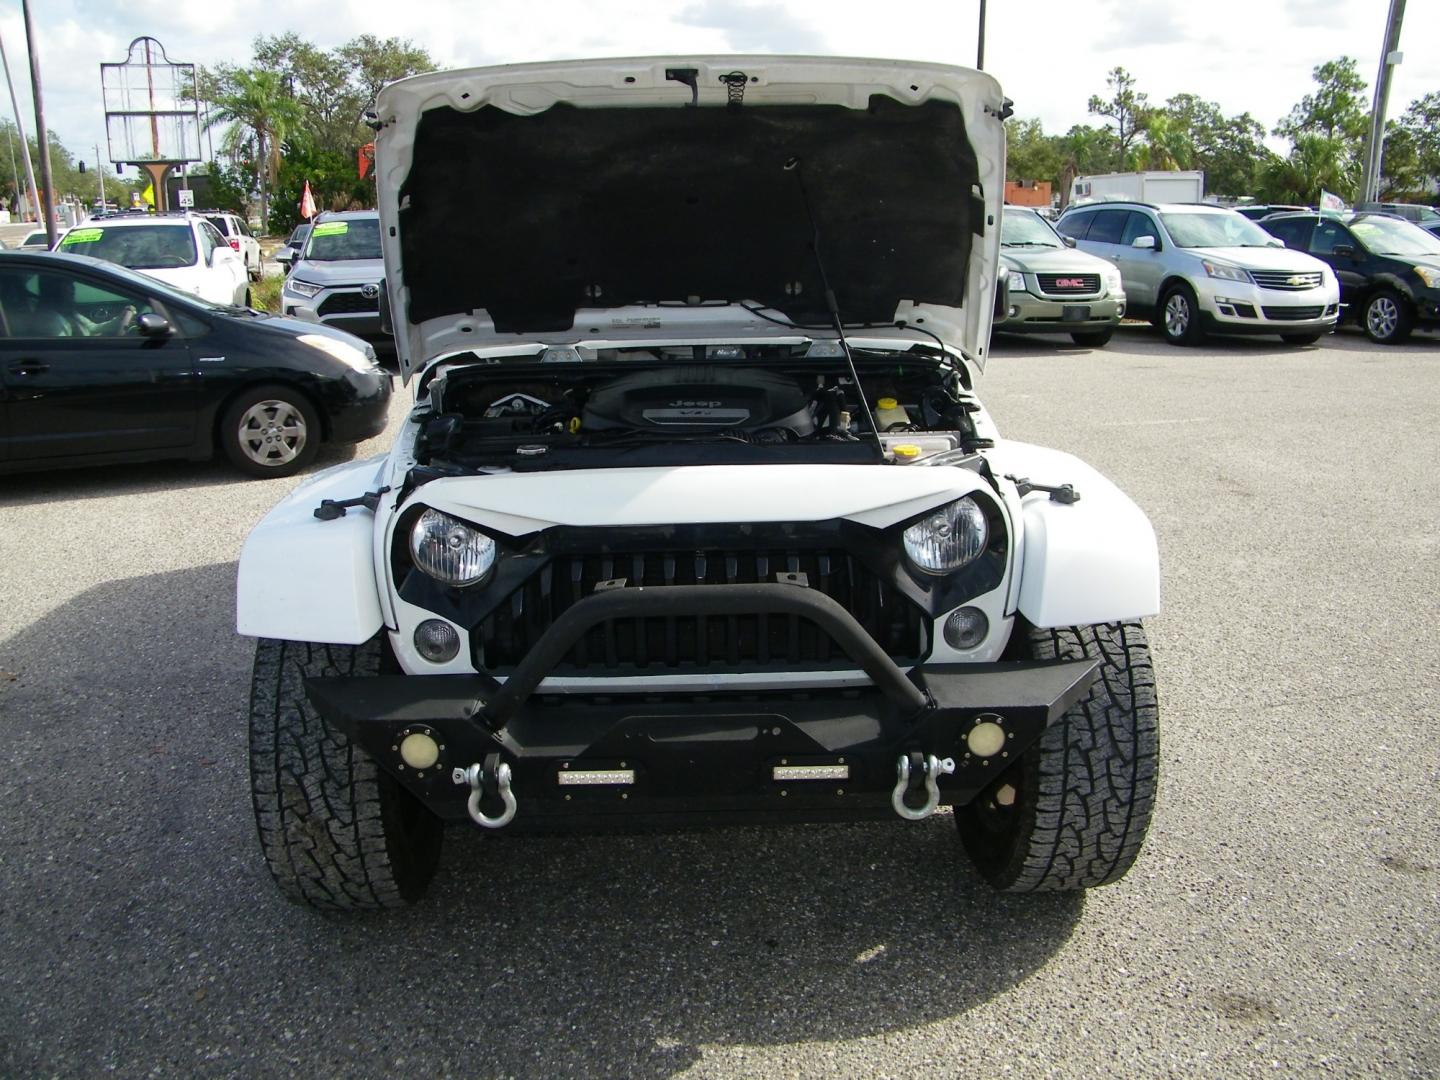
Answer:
(1056, 202, 1339, 345)
(279, 210, 389, 354)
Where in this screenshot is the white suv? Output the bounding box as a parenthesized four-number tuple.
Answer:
(204, 211, 263, 281)
(1057, 202, 1339, 345)
(58, 212, 249, 306)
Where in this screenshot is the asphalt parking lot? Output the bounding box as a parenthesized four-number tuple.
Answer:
(1, 324, 1436, 1077)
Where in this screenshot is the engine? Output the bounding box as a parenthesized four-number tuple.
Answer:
(580, 367, 815, 437)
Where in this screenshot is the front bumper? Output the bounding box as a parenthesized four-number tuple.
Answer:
(1194, 279, 1339, 335)
(995, 291, 1125, 334)
(306, 584, 1098, 826)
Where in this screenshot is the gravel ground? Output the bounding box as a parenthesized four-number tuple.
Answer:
(0, 324, 1436, 1078)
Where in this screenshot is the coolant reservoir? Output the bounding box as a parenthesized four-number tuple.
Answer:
(874, 397, 910, 429)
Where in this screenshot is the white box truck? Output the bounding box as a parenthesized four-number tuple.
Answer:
(1070, 170, 1205, 206)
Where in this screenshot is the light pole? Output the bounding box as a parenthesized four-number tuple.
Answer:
(20, 0, 56, 243)
(1360, 0, 1406, 205)
(977, 0, 987, 70)
(0, 27, 39, 222)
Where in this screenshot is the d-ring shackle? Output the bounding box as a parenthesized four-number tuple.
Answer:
(453, 761, 517, 829)
(891, 753, 956, 821)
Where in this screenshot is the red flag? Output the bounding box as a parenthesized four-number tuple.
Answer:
(299, 181, 317, 221)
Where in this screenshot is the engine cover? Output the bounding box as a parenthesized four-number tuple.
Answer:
(581, 367, 815, 435)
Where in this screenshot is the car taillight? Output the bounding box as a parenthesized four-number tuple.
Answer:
(228, 238, 240, 250)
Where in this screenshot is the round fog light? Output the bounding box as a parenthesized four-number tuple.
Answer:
(399, 732, 440, 770)
(967, 720, 1007, 758)
(414, 619, 460, 663)
(943, 607, 989, 650)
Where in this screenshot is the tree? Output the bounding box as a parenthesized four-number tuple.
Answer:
(1259, 133, 1359, 204)
(1005, 117, 1064, 185)
(1274, 57, 1369, 143)
(1395, 92, 1440, 192)
(205, 69, 303, 232)
(337, 35, 436, 110)
(1088, 67, 1150, 169)
(1161, 93, 1272, 197)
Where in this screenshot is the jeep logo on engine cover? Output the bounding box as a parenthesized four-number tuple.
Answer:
(669, 400, 723, 407)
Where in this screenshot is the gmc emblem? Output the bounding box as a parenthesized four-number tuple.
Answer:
(1055, 278, 1086, 288)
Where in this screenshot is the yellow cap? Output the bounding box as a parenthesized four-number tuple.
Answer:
(892, 444, 922, 459)
(877, 397, 898, 410)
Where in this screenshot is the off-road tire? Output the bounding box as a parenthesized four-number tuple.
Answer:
(249, 637, 443, 909)
(956, 621, 1158, 892)
(1362, 289, 1415, 345)
(1158, 283, 1204, 346)
(1070, 328, 1114, 348)
(1281, 332, 1324, 345)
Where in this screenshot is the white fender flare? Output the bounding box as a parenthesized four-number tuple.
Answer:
(991, 442, 1160, 629)
(236, 456, 388, 644)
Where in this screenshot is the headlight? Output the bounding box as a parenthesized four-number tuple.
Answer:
(1007, 270, 1026, 293)
(285, 278, 324, 298)
(903, 497, 989, 575)
(1102, 265, 1124, 294)
(1414, 265, 1440, 288)
(1202, 260, 1251, 284)
(409, 509, 496, 587)
(297, 333, 375, 373)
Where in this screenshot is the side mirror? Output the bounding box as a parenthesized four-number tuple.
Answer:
(1332, 244, 1356, 258)
(136, 312, 172, 338)
(378, 278, 393, 337)
(1062, 235, 1077, 248)
(1131, 235, 1158, 250)
(273, 247, 294, 264)
(1265, 237, 1284, 248)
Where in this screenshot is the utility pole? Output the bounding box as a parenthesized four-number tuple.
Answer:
(976, 0, 987, 70)
(94, 143, 105, 208)
(1360, 0, 1406, 205)
(20, 0, 56, 244)
(0, 28, 39, 222)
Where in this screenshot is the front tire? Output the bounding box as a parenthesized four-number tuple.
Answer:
(1158, 283, 1204, 345)
(220, 384, 321, 478)
(1070, 327, 1114, 348)
(956, 622, 1159, 892)
(249, 637, 443, 909)
(1363, 289, 1415, 344)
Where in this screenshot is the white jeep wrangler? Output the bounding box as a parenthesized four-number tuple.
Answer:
(236, 57, 1160, 910)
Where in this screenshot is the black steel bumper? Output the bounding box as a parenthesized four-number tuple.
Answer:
(306, 585, 1098, 826)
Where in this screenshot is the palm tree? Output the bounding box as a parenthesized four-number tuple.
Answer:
(205, 70, 302, 233)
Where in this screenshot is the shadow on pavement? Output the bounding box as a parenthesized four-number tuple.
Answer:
(0, 564, 1083, 1078)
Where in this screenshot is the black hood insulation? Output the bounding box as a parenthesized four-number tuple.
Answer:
(397, 95, 982, 333)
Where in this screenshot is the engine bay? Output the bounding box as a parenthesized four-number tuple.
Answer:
(411, 344, 989, 472)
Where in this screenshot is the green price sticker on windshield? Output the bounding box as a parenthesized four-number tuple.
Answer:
(311, 222, 349, 237)
(62, 228, 103, 244)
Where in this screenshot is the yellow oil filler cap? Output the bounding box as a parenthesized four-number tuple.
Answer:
(877, 397, 898, 410)
(892, 444, 922, 460)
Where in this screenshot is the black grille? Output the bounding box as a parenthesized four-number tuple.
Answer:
(1262, 305, 1324, 321)
(317, 291, 378, 315)
(474, 549, 927, 673)
(1252, 271, 1323, 290)
(1036, 273, 1100, 296)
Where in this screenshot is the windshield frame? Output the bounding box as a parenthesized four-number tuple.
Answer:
(1001, 208, 1065, 249)
(1158, 210, 1278, 250)
(301, 217, 382, 262)
(1349, 215, 1440, 257)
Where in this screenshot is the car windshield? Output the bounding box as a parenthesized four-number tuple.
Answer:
(1002, 209, 1063, 248)
(302, 218, 380, 261)
(58, 224, 197, 270)
(1159, 212, 1276, 249)
(1350, 216, 1440, 256)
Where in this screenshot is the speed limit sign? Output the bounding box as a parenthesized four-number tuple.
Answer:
(178, 188, 194, 208)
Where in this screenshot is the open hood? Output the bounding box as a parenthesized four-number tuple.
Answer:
(372, 57, 1008, 381)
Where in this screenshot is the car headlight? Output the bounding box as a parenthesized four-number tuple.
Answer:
(297, 333, 375, 373)
(1202, 260, 1251, 284)
(1102, 265, 1124, 294)
(1007, 270, 1026, 293)
(409, 509, 496, 587)
(903, 497, 989, 575)
(1414, 265, 1440, 288)
(285, 278, 324, 299)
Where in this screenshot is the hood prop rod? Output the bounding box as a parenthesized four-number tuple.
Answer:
(784, 156, 885, 461)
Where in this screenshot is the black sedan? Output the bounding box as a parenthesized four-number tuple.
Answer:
(1259, 212, 1440, 344)
(0, 251, 391, 478)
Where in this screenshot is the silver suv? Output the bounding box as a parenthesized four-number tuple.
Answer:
(279, 210, 389, 354)
(1056, 202, 1340, 345)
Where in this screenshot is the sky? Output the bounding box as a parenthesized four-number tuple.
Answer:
(4, 0, 1438, 185)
